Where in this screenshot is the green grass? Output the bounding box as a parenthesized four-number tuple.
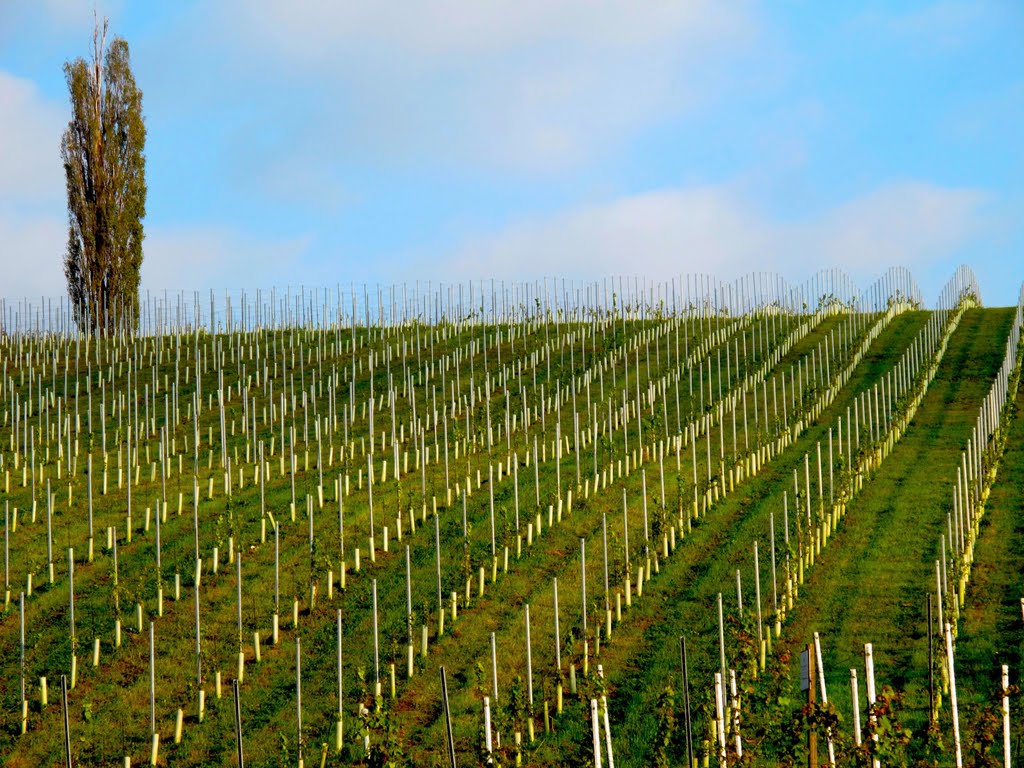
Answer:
(0, 312, 816, 766)
(529, 310, 933, 767)
(956, 375, 1024, 719)
(0, 302, 1021, 767)
(773, 307, 1015, 756)
(342, 311, 866, 765)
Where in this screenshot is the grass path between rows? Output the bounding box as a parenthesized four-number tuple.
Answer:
(956, 377, 1024, 720)
(537, 311, 932, 768)
(774, 307, 1014, 735)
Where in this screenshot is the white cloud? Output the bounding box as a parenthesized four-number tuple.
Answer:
(0, 180, 989, 306)
(220, 1, 756, 174)
(0, 212, 67, 300)
(0, 66, 325, 302)
(423, 181, 987, 288)
(233, 1, 747, 63)
(797, 182, 987, 271)
(35, 0, 101, 29)
(436, 186, 766, 279)
(140, 226, 315, 294)
(255, 156, 348, 211)
(0, 71, 65, 205)
(0, 70, 68, 302)
(0, 1, 121, 52)
(0, 218, 320, 301)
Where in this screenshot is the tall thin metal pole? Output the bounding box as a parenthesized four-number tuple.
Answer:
(61, 674, 72, 768)
(194, 562, 202, 690)
(233, 679, 245, 768)
(149, 621, 156, 736)
(927, 594, 934, 722)
(441, 666, 457, 768)
(372, 579, 380, 695)
(342, 606, 350, 745)
(20, 591, 26, 705)
(296, 637, 303, 765)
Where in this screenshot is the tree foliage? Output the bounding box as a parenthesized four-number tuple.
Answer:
(61, 17, 146, 334)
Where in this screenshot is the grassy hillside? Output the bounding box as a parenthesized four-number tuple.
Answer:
(562, 310, 933, 767)
(0, 294, 1020, 767)
(957, 380, 1024, 707)
(772, 307, 1014, 758)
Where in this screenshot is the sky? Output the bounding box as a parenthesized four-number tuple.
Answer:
(0, 0, 1022, 307)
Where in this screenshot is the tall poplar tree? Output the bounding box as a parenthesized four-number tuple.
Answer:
(61, 18, 146, 334)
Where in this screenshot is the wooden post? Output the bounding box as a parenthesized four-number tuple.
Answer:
(806, 643, 817, 768)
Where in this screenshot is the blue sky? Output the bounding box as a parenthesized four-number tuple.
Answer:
(1, 0, 1022, 305)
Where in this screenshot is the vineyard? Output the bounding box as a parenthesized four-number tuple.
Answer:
(0, 268, 1021, 767)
